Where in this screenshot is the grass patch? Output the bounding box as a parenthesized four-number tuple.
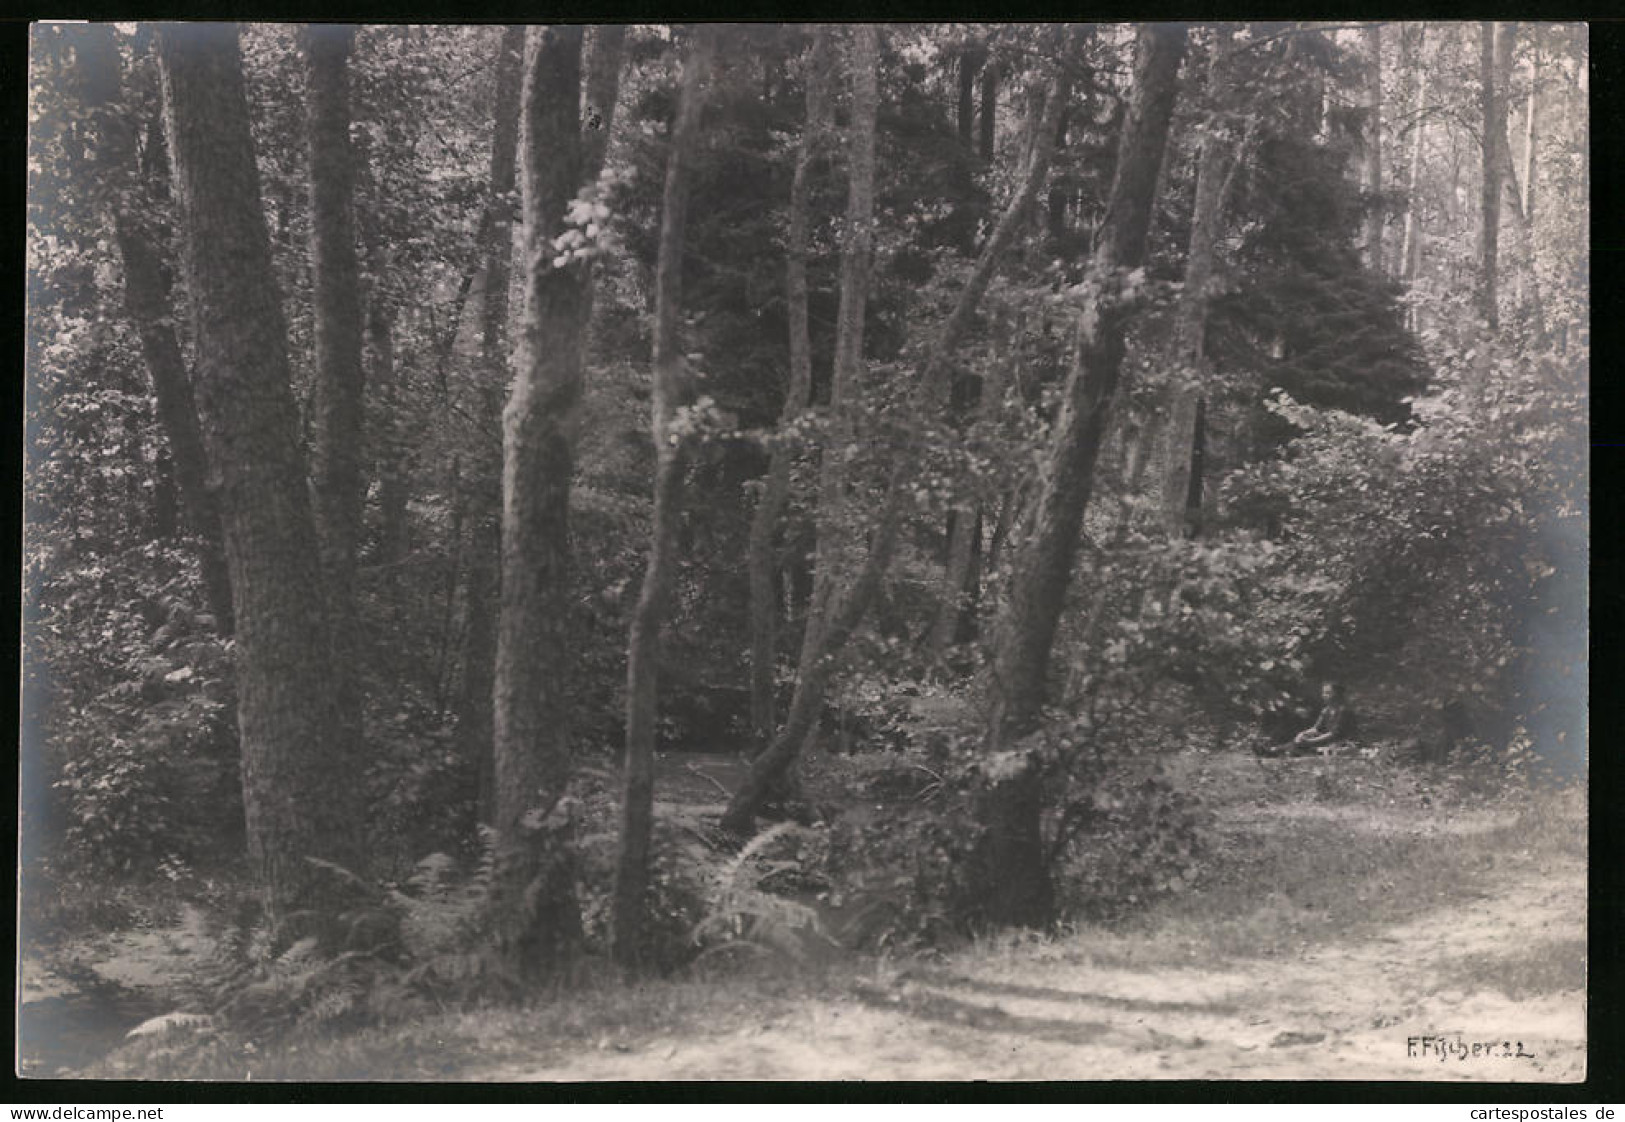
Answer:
(94, 950, 844, 1081)
(1435, 938, 1587, 1002)
(1050, 758, 1585, 970)
(77, 753, 1587, 1081)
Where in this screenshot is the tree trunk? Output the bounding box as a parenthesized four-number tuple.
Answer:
(748, 27, 834, 746)
(1047, 103, 1070, 242)
(929, 313, 1012, 656)
(370, 307, 410, 571)
(802, 23, 881, 690)
(614, 26, 717, 972)
(958, 44, 981, 150)
(157, 22, 362, 938)
(1361, 23, 1384, 275)
(979, 60, 998, 163)
(458, 25, 526, 831)
(306, 23, 366, 762)
(77, 26, 234, 634)
(582, 25, 626, 181)
(1478, 22, 1506, 330)
(721, 47, 1075, 836)
(1163, 24, 1240, 540)
(1399, 29, 1429, 287)
(1494, 116, 1545, 335)
(976, 24, 1185, 929)
(1522, 29, 1538, 221)
(1488, 29, 1543, 335)
(490, 25, 590, 980)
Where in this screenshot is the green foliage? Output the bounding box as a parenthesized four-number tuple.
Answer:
(691, 823, 834, 962)
(32, 547, 239, 878)
(1218, 322, 1585, 774)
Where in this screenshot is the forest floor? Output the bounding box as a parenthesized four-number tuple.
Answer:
(21, 748, 1587, 1083)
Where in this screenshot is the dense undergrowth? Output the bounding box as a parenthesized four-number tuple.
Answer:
(42, 732, 1579, 1082)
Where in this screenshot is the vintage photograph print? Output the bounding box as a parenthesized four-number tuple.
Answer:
(20, 21, 1587, 1081)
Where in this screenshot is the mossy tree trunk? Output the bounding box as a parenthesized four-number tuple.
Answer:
(976, 24, 1186, 930)
(157, 21, 364, 940)
(306, 22, 366, 764)
(490, 25, 590, 981)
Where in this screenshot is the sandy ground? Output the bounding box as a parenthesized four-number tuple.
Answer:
(479, 856, 1585, 1082)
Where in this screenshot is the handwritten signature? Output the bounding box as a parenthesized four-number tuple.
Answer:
(1407, 1035, 1536, 1062)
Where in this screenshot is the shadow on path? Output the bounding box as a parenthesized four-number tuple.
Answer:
(899, 970, 1240, 1017)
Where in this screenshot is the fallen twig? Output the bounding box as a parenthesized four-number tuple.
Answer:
(685, 763, 732, 798)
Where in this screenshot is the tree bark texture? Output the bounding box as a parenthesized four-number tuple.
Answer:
(369, 307, 410, 572)
(748, 26, 835, 745)
(1478, 22, 1505, 330)
(306, 23, 367, 764)
(1361, 23, 1384, 276)
(1521, 30, 1538, 221)
(803, 23, 881, 689)
(1485, 26, 1542, 334)
(491, 25, 590, 979)
(958, 45, 981, 149)
(721, 45, 1074, 836)
(1493, 110, 1544, 335)
(614, 25, 717, 972)
(157, 22, 362, 937)
(1163, 24, 1240, 540)
(976, 24, 1186, 928)
(1399, 28, 1429, 286)
(979, 60, 998, 163)
(582, 25, 626, 183)
(76, 26, 234, 634)
(458, 25, 526, 831)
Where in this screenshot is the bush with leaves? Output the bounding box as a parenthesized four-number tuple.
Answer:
(1219, 329, 1585, 774)
(31, 544, 240, 881)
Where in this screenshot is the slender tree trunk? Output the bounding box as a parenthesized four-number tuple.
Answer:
(613, 27, 717, 972)
(1077, 411, 1155, 661)
(979, 60, 998, 163)
(306, 23, 366, 760)
(1493, 127, 1543, 334)
(748, 27, 834, 745)
(1362, 23, 1384, 275)
(1164, 25, 1240, 540)
(459, 25, 526, 830)
(1478, 22, 1506, 330)
(1488, 32, 1543, 334)
(722, 47, 1074, 836)
(929, 310, 1012, 656)
(1399, 29, 1429, 288)
(802, 24, 881, 690)
(491, 25, 590, 980)
(77, 26, 234, 634)
(370, 307, 410, 571)
(976, 24, 1186, 929)
(958, 44, 981, 149)
(1522, 30, 1538, 221)
(582, 25, 626, 180)
(157, 22, 362, 938)
(1047, 104, 1070, 242)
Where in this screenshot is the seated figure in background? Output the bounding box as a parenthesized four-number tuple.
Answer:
(1289, 680, 1355, 755)
(1257, 681, 1357, 757)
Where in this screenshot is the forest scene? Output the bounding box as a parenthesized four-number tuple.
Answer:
(20, 21, 1587, 1082)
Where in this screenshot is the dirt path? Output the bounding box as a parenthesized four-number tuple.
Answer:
(480, 855, 1584, 1082)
